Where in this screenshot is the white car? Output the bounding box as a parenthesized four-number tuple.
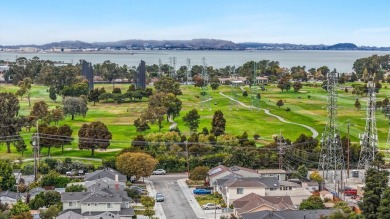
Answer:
(201, 203, 221, 210)
(152, 169, 166, 175)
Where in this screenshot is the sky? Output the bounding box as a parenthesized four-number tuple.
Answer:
(2, 0, 390, 46)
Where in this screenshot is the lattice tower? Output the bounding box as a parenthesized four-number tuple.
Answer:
(169, 57, 176, 78)
(251, 62, 260, 110)
(358, 81, 378, 170)
(229, 66, 239, 110)
(186, 58, 192, 84)
(318, 71, 345, 182)
(158, 59, 162, 78)
(200, 57, 211, 110)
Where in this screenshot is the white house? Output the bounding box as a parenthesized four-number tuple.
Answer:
(302, 181, 319, 192)
(0, 191, 26, 205)
(208, 165, 259, 187)
(257, 169, 287, 181)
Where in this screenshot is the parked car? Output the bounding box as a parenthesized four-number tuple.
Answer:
(129, 186, 147, 194)
(193, 189, 212, 195)
(156, 193, 164, 202)
(344, 189, 357, 196)
(152, 169, 166, 175)
(201, 203, 221, 210)
(66, 170, 75, 176)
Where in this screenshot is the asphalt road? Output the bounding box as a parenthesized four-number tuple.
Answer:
(149, 174, 198, 219)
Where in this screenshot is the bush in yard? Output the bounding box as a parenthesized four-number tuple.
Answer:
(189, 166, 209, 181)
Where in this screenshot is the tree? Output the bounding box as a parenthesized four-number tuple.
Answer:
(58, 125, 73, 153)
(112, 87, 122, 94)
(88, 88, 101, 106)
(378, 187, 390, 219)
(38, 124, 61, 156)
(49, 87, 57, 102)
(41, 171, 70, 187)
(116, 152, 158, 181)
(189, 166, 209, 181)
(293, 81, 303, 92)
(30, 101, 49, 122)
(359, 168, 389, 219)
(40, 205, 60, 219)
(141, 107, 167, 132)
(309, 171, 323, 183)
(210, 77, 220, 91)
(148, 92, 182, 121)
(141, 196, 156, 218)
(211, 110, 226, 137)
(0, 160, 16, 191)
(63, 97, 88, 120)
(65, 184, 87, 192)
(49, 107, 64, 125)
(354, 99, 361, 111)
(276, 99, 284, 108)
(78, 121, 112, 156)
(297, 164, 308, 179)
(154, 77, 182, 96)
(62, 82, 89, 97)
(16, 77, 32, 106)
(0, 93, 26, 153)
(299, 195, 324, 210)
(14, 137, 27, 157)
(182, 109, 201, 133)
(242, 90, 248, 97)
(277, 77, 291, 92)
(134, 118, 150, 132)
(9, 200, 30, 217)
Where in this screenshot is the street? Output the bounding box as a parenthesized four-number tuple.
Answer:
(148, 174, 198, 219)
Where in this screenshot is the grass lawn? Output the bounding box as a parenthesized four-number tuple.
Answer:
(195, 194, 224, 206)
(0, 81, 390, 162)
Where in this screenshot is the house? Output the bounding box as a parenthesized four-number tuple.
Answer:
(302, 181, 320, 192)
(0, 191, 26, 205)
(233, 193, 295, 217)
(265, 187, 312, 206)
(29, 187, 46, 199)
(223, 178, 267, 205)
(257, 169, 286, 180)
(240, 209, 338, 219)
(84, 168, 127, 183)
(319, 190, 334, 201)
(255, 76, 268, 84)
(208, 165, 259, 187)
(58, 188, 134, 219)
(278, 180, 301, 191)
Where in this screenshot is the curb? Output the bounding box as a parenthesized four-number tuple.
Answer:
(177, 179, 207, 219)
(144, 180, 167, 219)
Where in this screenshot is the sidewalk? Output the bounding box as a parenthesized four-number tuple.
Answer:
(144, 180, 167, 219)
(177, 179, 207, 219)
(177, 179, 232, 219)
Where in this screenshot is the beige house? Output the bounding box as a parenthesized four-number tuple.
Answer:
(265, 188, 312, 206)
(208, 165, 259, 187)
(233, 193, 295, 217)
(257, 169, 286, 180)
(223, 179, 267, 205)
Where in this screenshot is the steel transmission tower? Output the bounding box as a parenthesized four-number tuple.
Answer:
(229, 66, 239, 110)
(169, 57, 176, 78)
(358, 81, 378, 170)
(251, 62, 260, 110)
(200, 57, 211, 110)
(318, 71, 345, 183)
(186, 58, 192, 85)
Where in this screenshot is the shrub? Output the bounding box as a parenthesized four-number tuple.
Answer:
(112, 87, 122, 94)
(189, 166, 209, 181)
(253, 134, 260, 140)
(243, 91, 248, 97)
(286, 107, 291, 112)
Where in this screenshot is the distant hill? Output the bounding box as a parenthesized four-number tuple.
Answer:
(1, 39, 389, 51)
(327, 43, 358, 50)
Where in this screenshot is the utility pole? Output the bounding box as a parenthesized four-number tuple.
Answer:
(185, 141, 190, 179)
(347, 122, 350, 178)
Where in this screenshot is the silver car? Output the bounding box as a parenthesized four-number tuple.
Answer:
(156, 193, 164, 202)
(201, 203, 221, 210)
(152, 169, 166, 175)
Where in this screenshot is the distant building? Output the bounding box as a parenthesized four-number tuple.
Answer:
(84, 168, 127, 183)
(135, 60, 146, 89)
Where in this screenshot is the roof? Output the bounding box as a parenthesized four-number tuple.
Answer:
(224, 178, 266, 188)
(257, 169, 286, 174)
(208, 165, 257, 179)
(84, 168, 127, 182)
(62, 192, 91, 201)
(82, 193, 123, 203)
(233, 193, 295, 214)
(279, 180, 301, 187)
(304, 181, 320, 186)
(241, 209, 338, 219)
(57, 209, 83, 219)
(0, 191, 25, 200)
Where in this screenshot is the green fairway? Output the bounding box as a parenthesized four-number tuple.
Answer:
(0, 82, 389, 161)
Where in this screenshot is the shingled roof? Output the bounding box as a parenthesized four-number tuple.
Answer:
(84, 168, 126, 182)
(233, 193, 295, 215)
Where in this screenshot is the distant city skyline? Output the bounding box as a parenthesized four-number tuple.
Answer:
(2, 0, 390, 46)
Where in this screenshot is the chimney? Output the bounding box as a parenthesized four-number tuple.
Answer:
(115, 174, 119, 191)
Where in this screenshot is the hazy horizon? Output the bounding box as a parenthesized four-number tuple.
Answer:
(2, 0, 390, 47)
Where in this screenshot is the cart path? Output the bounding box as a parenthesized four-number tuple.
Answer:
(219, 92, 319, 138)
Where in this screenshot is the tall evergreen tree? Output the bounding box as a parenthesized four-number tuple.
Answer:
(211, 110, 226, 136)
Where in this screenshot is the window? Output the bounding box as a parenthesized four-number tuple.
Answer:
(107, 203, 112, 208)
(69, 202, 73, 207)
(237, 188, 243, 194)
